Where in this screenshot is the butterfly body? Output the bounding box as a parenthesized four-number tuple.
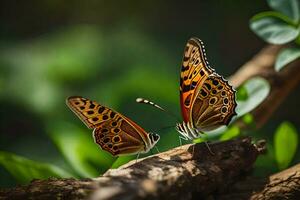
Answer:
(66, 96, 160, 156)
(177, 38, 237, 139)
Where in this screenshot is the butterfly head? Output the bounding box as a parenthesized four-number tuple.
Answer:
(145, 132, 160, 152)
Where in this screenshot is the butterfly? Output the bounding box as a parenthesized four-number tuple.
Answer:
(136, 37, 237, 143)
(66, 96, 160, 156)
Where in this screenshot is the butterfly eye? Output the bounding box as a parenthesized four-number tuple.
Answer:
(153, 134, 160, 141)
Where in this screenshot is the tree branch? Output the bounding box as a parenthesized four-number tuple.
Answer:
(0, 137, 265, 200)
(230, 45, 300, 128)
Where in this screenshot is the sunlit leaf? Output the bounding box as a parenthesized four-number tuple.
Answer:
(267, 0, 300, 22)
(250, 12, 299, 44)
(236, 77, 271, 117)
(274, 121, 298, 170)
(220, 126, 240, 141)
(49, 122, 116, 177)
(275, 47, 300, 71)
(0, 151, 73, 184)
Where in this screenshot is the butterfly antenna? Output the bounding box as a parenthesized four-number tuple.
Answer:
(136, 97, 181, 122)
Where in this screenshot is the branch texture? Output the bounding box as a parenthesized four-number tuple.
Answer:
(0, 137, 265, 200)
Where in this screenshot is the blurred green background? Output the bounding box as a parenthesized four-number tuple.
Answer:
(0, 0, 299, 188)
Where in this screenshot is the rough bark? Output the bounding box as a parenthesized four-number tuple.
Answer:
(1, 44, 300, 200)
(0, 137, 265, 200)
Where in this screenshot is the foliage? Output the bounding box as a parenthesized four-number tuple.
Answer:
(250, 0, 300, 70)
(0, 151, 72, 184)
(235, 77, 270, 118)
(274, 122, 298, 170)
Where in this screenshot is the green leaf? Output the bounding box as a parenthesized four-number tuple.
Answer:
(267, 0, 300, 22)
(236, 85, 248, 101)
(275, 47, 300, 71)
(250, 12, 300, 44)
(49, 122, 116, 178)
(236, 77, 271, 117)
(274, 121, 298, 170)
(0, 151, 72, 184)
(220, 126, 240, 141)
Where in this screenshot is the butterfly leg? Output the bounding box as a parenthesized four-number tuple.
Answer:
(200, 131, 215, 155)
(204, 141, 215, 155)
(155, 146, 160, 154)
(179, 135, 188, 146)
(135, 152, 141, 163)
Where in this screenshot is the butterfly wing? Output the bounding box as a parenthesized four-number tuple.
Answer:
(191, 74, 237, 131)
(180, 37, 214, 122)
(179, 38, 237, 131)
(67, 96, 150, 156)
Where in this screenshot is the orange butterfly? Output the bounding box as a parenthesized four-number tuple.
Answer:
(66, 96, 160, 156)
(137, 37, 237, 143)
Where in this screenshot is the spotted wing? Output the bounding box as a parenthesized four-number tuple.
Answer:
(191, 74, 237, 132)
(180, 37, 214, 122)
(66, 96, 150, 156)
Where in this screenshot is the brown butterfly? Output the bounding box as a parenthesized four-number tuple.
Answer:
(137, 37, 237, 142)
(66, 96, 160, 156)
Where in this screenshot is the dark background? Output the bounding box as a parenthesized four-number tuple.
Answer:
(0, 0, 299, 187)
